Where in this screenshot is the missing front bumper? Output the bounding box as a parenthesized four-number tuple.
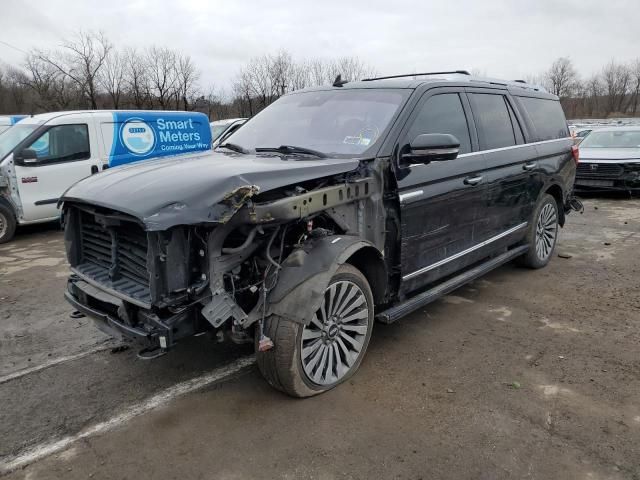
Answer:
(65, 277, 198, 352)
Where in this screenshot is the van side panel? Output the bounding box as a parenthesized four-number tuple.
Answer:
(102, 112, 213, 167)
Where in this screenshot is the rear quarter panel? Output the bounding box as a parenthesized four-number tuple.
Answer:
(534, 138, 576, 203)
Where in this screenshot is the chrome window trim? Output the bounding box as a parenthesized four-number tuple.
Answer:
(408, 137, 571, 167)
(402, 222, 528, 281)
(457, 137, 572, 158)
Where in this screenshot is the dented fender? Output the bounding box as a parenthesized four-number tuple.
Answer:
(265, 235, 379, 325)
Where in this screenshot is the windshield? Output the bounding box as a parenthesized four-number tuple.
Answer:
(0, 124, 39, 160)
(223, 89, 409, 157)
(580, 130, 640, 148)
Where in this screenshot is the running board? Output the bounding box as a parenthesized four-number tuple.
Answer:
(376, 245, 528, 324)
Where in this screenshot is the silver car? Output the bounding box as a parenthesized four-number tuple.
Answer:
(575, 126, 640, 192)
(210, 118, 247, 147)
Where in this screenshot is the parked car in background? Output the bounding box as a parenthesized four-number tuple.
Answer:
(0, 115, 27, 135)
(572, 127, 593, 143)
(61, 71, 579, 397)
(575, 126, 640, 193)
(210, 118, 247, 147)
(0, 110, 211, 243)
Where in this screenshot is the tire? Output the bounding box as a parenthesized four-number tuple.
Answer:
(256, 264, 374, 398)
(0, 203, 16, 244)
(517, 193, 559, 269)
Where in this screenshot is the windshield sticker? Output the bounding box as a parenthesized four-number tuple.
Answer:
(343, 126, 379, 147)
(343, 135, 362, 145)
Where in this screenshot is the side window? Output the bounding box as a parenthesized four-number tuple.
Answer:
(518, 97, 569, 141)
(505, 99, 525, 144)
(406, 93, 472, 154)
(469, 93, 516, 150)
(23, 124, 90, 164)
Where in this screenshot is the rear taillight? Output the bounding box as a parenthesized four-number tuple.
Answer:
(571, 145, 579, 164)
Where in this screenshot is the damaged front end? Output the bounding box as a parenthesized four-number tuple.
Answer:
(62, 163, 385, 358)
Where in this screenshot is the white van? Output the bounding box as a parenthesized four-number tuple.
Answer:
(0, 110, 212, 243)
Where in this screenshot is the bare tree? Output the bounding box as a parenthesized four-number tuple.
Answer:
(146, 46, 177, 109)
(544, 57, 579, 98)
(22, 55, 78, 110)
(232, 69, 255, 117)
(0, 64, 30, 113)
(174, 53, 200, 110)
(269, 50, 294, 97)
(626, 60, 640, 115)
(99, 49, 125, 109)
(23, 55, 59, 110)
(34, 30, 111, 109)
(123, 48, 150, 109)
(602, 60, 631, 114)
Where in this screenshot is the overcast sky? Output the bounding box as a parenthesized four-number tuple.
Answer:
(1, 0, 639, 95)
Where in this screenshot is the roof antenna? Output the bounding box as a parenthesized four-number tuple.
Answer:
(333, 74, 348, 87)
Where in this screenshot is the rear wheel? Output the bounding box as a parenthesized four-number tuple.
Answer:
(256, 264, 374, 397)
(0, 203, 16, 244)
(517, 193, 559, 268)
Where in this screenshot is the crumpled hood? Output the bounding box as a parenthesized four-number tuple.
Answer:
(579, 147, 640, 162)
(61, 150, 360, 230)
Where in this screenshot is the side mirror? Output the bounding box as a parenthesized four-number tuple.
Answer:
(402, 133, 460, 164)
(15, 148, 38, 164)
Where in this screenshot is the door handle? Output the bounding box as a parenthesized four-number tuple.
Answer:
(91, 165, 99, 174)
(523, 162, 537, 171)
(463, 175, 483, 186)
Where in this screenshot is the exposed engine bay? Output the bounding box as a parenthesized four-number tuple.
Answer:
(62, 160, 395, 357)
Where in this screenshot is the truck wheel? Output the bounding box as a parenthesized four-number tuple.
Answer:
(0, 203, 16, 244)
(256, 264, 374, 397)
(517, 194, 559, 269)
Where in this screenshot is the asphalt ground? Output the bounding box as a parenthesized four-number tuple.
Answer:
(1, 197, 639, 479)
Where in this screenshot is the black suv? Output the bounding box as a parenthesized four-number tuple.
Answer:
(61, 71, 579, 397)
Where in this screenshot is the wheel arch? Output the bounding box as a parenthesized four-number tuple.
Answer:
(0, 195, 17, 216)
(543, 183, 565, 226)
(266, 236, 386, 325)
(344, 246, 387, 306)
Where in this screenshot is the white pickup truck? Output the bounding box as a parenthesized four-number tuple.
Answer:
(0, 110, 212, 243)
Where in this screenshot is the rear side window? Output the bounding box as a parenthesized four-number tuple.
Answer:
(518, 97, 569, 141)
(469, 93, 516, 150)
(407, 93, 471, 154)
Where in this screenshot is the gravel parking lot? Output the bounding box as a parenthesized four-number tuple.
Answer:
(1, 197, 639, 480)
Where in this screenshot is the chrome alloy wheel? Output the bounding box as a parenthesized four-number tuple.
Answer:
(300, 280, 370, 386)
(535, 202, 557, 261)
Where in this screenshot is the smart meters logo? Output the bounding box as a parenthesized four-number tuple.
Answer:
(120, 119, 155, 155)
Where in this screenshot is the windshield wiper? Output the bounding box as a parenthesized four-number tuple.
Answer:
(255, 145, 327, 158)
(217, 142, 249, 154)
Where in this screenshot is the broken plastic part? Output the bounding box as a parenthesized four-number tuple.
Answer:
(137, 346, 168, 360)
(258, 335, 274, 352)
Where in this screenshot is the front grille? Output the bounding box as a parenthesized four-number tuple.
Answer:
(76, 210, 151, 305)
(576, 163, 624, 178)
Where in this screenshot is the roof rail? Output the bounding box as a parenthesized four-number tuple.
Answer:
(361, 70, 471, 82)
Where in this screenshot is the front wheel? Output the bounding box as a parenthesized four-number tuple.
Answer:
(256, 264, 374, 397)
(0, 203, 17, 244)
(517, 193, 559, 269)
